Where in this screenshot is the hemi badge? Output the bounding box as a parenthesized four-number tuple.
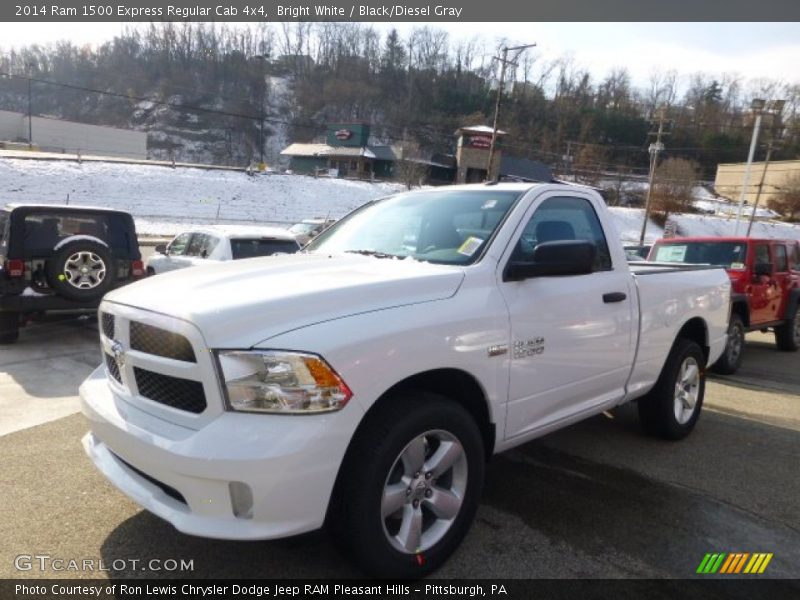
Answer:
(487, 345, 508, 357)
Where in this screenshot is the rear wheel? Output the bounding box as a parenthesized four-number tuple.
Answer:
(0, 311, 20, 344)
(638, 338, 705, 440)
(774, 307, 800, 352)
(711, 314, 745, 374)
(330, 392, 485, 577)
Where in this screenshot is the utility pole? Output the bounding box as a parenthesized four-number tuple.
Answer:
(486, 43, 536, 181)
(734, 99, 785, 235)
(563, 141, 574, 181)
(254, 54, 270, 168)
(746, 139, 777, 237)
(408, 39, 413, 115)
(26, 62, 34, 148)
(638, 107, 668, 246)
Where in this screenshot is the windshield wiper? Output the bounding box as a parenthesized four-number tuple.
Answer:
(345, 249, 407, 260)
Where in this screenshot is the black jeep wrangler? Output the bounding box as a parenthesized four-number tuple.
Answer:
(0, 204, 145, 343)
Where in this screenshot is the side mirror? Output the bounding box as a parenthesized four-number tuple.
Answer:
(505, 240, 596, 281)
(754, 262, 773, 278)
(155, 244, 167, 255)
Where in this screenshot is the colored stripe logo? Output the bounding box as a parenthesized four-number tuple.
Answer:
(697, 552, 773, 574)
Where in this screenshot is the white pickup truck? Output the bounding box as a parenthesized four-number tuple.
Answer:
(80, 183, 730, 577)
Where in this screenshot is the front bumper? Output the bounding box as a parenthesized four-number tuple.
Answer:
(80, 366, 363, 540)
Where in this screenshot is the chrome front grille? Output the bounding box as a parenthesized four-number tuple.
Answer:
(98, 302, 221, 427)
(104, 353, 122, 383)
(133, 367, 206, 413)
(130, 321, 196, 362)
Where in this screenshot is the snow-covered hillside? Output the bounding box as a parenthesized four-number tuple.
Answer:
(1, 157, 797, 243)
(670, 213, 800, 240)
(0, 158, 404, 235)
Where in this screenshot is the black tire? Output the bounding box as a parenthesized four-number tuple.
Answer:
(638, 338, 706, 440)
(146, 266, 156, 276)
(711, 314, 745, 374)
(329, 392, 485, 578)
(45, 239, 116, 301)
(0, 311, 20, 344)
(774, 306, 800, 352)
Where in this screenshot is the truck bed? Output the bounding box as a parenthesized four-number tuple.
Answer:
(625, 263, 730, 400)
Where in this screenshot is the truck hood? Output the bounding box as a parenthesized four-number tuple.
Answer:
(105, 253, 464, 347)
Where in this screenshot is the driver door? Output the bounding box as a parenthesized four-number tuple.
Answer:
(499, 194, 635, 439)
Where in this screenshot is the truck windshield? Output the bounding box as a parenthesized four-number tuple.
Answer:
(653, 242, 748, 269)
(305, 189, 522, 265)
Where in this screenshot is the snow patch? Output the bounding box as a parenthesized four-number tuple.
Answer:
(0, 158, 406, 236)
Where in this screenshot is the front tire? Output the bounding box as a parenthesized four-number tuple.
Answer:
(774, 307, 800, 352)
(638, 338, 706, 440)
(711, 314, 745, 374)
(330, 392, 485, 578)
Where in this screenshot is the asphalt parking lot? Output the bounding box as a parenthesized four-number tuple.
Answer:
(1, 316, 798, 580)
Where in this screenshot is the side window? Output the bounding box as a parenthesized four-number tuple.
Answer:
(202, 235, 220, 257)
(512, 196, 612, 271)
(791, 244, 800, 271)
(185, 234, 206, 257)
(754, 244, 770, 266)
(774, 244, 788, 272)
(168, 233, 191, 256)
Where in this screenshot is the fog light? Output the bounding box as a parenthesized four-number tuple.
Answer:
(229, 481, 253, 519)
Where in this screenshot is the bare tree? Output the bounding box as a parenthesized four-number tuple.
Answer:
(572, 144, 609, 186)
(768, 173, 800, 221)
(652, 157, 700, 217)
(395, 146, 429, 189)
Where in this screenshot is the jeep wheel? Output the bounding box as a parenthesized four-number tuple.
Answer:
(711, 314, 745, 374)
(0, 311, 20, 344)
(46, 239, 115, 301)
(774, 307, 800, 352)
(638, 338, 706, 440)
(330, 392, 484, 577)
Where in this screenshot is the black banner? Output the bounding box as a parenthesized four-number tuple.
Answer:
(3, 579, 800, 600)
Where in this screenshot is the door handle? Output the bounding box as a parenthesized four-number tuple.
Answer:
(603, 292, 627, 303)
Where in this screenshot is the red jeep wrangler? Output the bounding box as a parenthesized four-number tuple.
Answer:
(648, 236, 800, 374)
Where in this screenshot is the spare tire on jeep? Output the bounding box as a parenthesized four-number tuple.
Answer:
(45, 238, 116, 301)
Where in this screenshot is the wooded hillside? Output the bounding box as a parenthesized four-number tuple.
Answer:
(1, 23, 797, 177)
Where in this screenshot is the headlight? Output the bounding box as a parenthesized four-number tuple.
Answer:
(217, 350, 352, 414)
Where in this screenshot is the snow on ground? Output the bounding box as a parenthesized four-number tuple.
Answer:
(0, 158, 405, 235)
(670, 214, 800, 241)
(609, 205, 800, 243)
(608, 207, 664, 244)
